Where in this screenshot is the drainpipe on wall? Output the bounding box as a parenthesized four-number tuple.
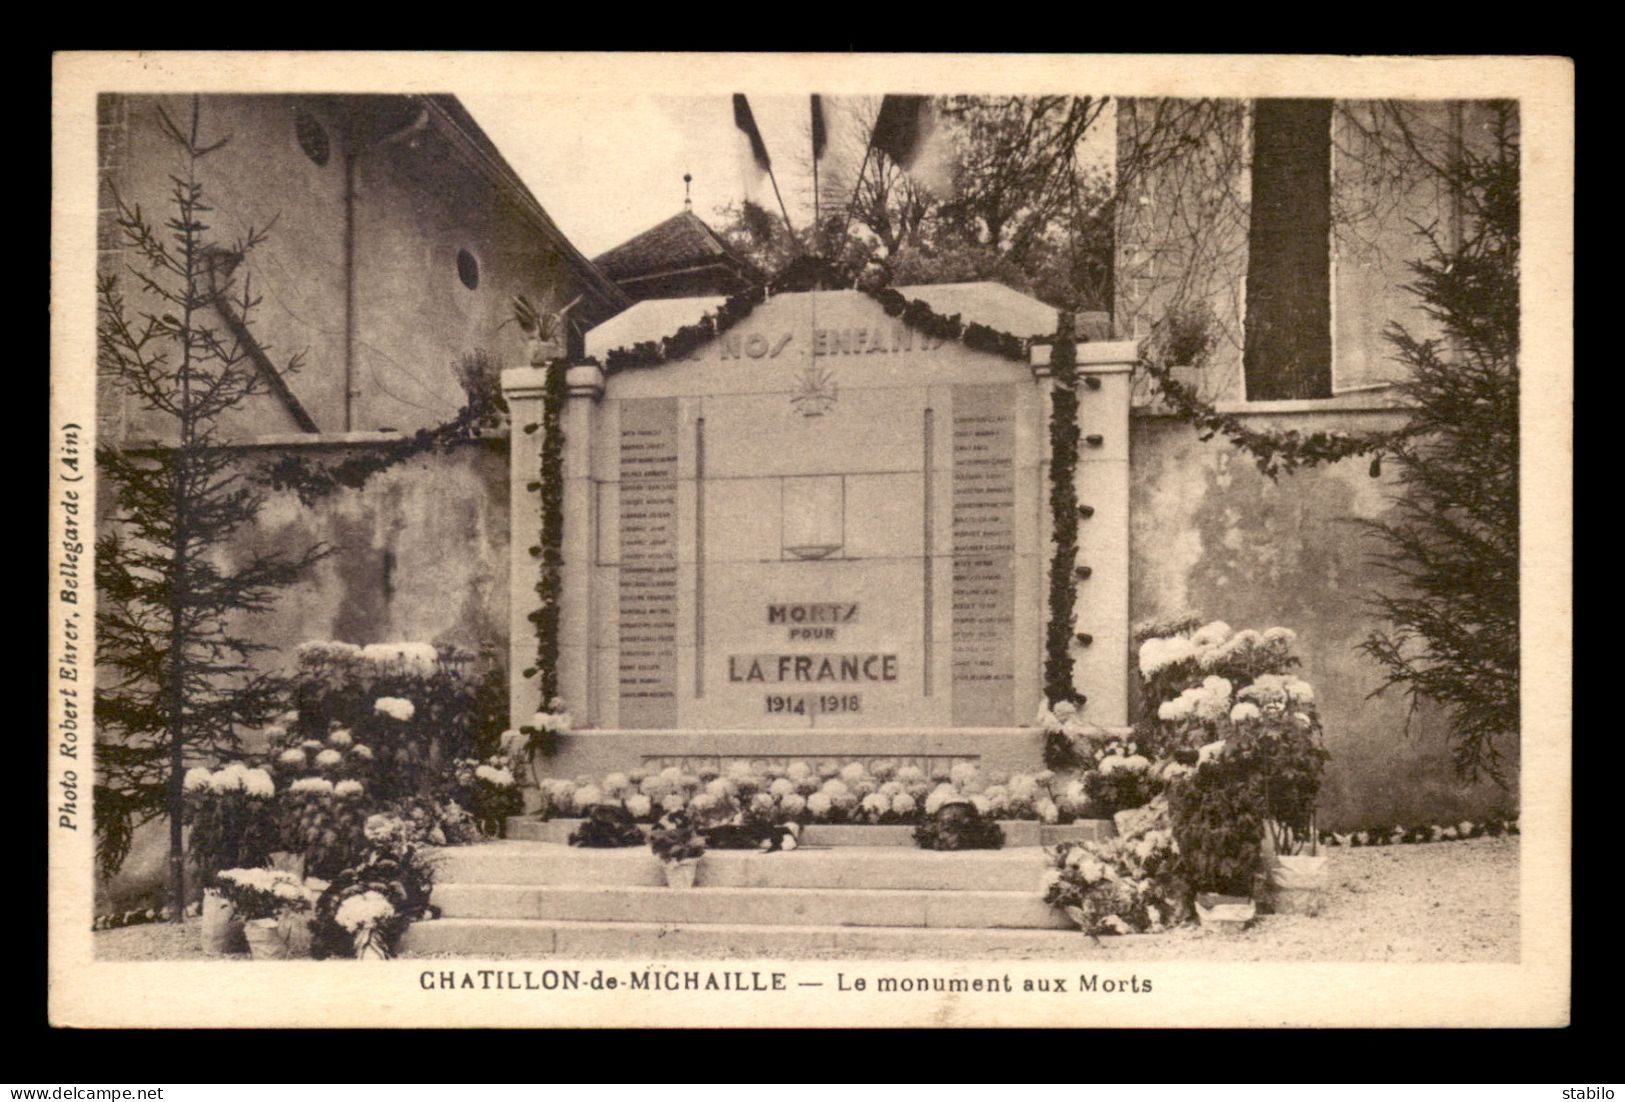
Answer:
(342, 102, 430, 432)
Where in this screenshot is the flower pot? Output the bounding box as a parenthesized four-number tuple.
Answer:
(1268, 854, 1329, 915)
(277, 911, 314, 958)
(1194, 893, 1255, 936)
(243, 917, 288, 960)
(200, 889, 245, 955)
(663, 858, 700, 889)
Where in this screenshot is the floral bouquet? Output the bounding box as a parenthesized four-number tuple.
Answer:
(448, 755, 525, 837)
(912, 801, 1005, 851)
(309, 813, 437, 959)
(648, 809, 706, 865)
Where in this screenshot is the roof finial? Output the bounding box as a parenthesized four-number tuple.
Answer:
(683, 172, 693, 211)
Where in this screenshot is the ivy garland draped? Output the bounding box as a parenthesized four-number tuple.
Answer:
(517, 358, 566, 753)
(521, 253, 1406, 752)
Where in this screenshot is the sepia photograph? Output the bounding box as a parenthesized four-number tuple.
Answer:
(48, 52, 1572, 1029)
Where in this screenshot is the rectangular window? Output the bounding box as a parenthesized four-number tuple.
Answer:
(1242, 99, 1334, 401)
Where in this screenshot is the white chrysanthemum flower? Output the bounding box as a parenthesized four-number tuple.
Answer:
(183, 767, 214, 793)
(335, 779, 365, 798)
(820, 779, 850, 800)
(1230, 702, 1262, 724)
(362, 642, 438, 672)
(476, 765, 515, 787)
(1036, 798, 1060, 824)
(1139, 635, 1197, 676)
(890, 794, 916, 816)
(778, 793, 806, 816)
(1190, 620, 1232, 648)
(726, 761, 755, 780)
(1098, 754, 1126, 775)
(1282, 677, 1315, 704)
(575, 784, 604, 808)
(1158, 696, 1194, 722)
(1008, 774, 1038, 799)
(277, 748, 306, 766)
(839, 762, 867, 785)
(1195, 677, 1234, 722)
(1122, 755, 1151, 772)
(211, 765, 247, 793)
(786, 761, 812, 782)
(602, 772, 631, 796)
(242, 768, 276, 798)
(374, 697, 415, 723)
(290, 777, 335, 795)
(659, 791, 687, 813)
(949, 762, 980, 789)
(749, 792, 775, 813)
(315, 749, 343, 767)
(860, 792, 889, 816)
(923, 784, 959, 816)
(704, 778, 730, 801)
(624, 794, 653, 819)
(350, 744, 373, 761)
(300, 739, 324, 752)
(895, 765, 925, 785)
(768, 778, 795, 798)
(1197, 740, 1227, 766)
(327, 728, 354, 748)
(689, 793, 717, 815)
(335, 890, 395, 933)
(1262, 626, 1297, 646)
(806, 792, 833, 817)
(363, 814, 401, 843)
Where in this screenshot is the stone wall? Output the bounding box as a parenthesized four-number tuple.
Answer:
(1128, 406, 1519, 830)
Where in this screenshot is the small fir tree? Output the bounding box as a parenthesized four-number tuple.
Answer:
(1359, 103, 1521, 787)
(95, 98, 328, 916)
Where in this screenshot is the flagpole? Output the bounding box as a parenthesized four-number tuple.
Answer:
(766, 165, 799, 253)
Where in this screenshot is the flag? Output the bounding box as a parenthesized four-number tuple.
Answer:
(810, 94, 828, 162)
(870, 94, 953, 195)
(733, 93, 773, 209)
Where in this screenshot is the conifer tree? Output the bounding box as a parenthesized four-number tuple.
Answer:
(1360, 103, 1521, 786)
(95, 97, 328, 916)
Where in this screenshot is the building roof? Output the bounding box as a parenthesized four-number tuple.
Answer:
(417, 95, 631, 322)
(593, 210, 761, 291)
(585, 282, 1061, 363)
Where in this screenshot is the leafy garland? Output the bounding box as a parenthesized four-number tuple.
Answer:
(518, 358, 567, 753)
(264, 350, 508, 507)
(1137, 358, 1416, 481)
(1044, 314, 1087, 770)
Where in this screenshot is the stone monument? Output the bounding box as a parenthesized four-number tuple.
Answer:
(501, 283, 1135, 782)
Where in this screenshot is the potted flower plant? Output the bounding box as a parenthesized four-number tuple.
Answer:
(649, 810, 706, 888)
(214, 867, 316, 959)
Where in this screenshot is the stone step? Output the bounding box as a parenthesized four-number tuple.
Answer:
(432, 883, 1069, 929)
(400, 917, 1102, 959)
(432, 841, 1050, 892)
(505, 818, 1113, 847)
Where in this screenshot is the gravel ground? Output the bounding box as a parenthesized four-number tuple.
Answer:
(94, 916, 250, 962)
(95, 836, 1518, 963)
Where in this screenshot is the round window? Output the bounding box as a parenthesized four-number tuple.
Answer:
(456, 248, 479, 290)
(294, 110, 330, 166)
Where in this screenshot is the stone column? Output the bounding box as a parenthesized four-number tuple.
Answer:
(1032, 340, 1136, 728)
(557, 364, 605, 725)
(500, 365, 550, 731)
(500, 362, 605, 734)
